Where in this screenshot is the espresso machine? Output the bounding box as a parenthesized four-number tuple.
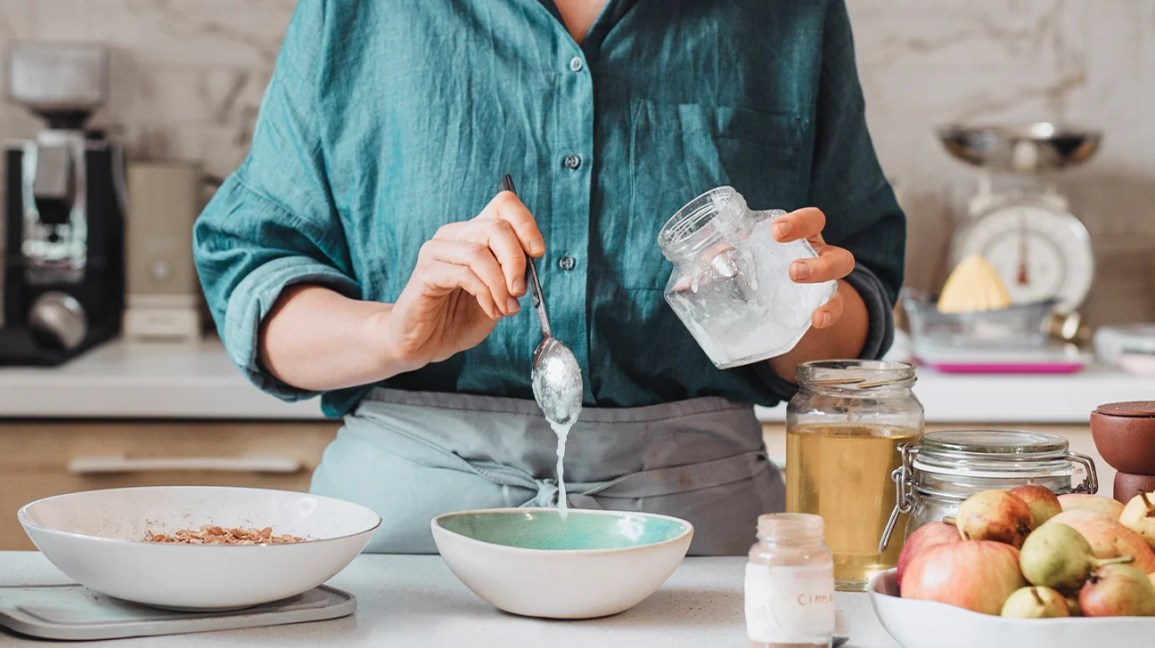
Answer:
(1, 43, 125, 365)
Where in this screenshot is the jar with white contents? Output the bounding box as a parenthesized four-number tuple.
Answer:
(745, 513, 835, 648)
(658, 187, 836, 368)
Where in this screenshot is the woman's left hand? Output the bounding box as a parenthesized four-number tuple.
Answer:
(771, 207, 856, 329)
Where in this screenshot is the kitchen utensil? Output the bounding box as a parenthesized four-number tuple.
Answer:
(902, 288, 1056, 350)
(936, 122, 1099, 316)
(1090, 402, 1155, 500)
(0, 584, 355, 641)
(937, 122, 1101, 172)
(869, 568, 1155, 648)
(18, 486, 381, 610)
(431, 508, 692, 619)
(499, 175, 583, 425)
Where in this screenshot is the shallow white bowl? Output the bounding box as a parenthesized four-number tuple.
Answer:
(869, 568, 1155, 647)
(431, 508, 693, 619)
(19, 486, 381, 610)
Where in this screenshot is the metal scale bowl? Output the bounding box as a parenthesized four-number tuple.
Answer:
(937, 123, 1101, 326)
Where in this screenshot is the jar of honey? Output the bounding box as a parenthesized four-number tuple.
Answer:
(882, 430, 1098, 550)
(785, 360, 923, 592)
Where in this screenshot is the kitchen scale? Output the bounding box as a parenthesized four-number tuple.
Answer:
(913, 123, 1102, 373)
(938, 122, 1101, 317)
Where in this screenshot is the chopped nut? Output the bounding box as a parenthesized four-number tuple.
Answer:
(144, 524, 305, 545)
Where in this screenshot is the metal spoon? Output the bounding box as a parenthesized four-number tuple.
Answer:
(499, 175, 584, 426)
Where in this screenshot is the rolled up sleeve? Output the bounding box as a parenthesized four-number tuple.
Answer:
(193, 2, 357, 401)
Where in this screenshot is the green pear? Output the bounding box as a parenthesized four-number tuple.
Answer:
(1001, 586, 1070, 618)
(1020, 522, 1132, 593)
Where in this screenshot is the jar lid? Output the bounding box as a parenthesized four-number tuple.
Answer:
(1094, 401, 1155, 418)
(920, 429, 1069, 457)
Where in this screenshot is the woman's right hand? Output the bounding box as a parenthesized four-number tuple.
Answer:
(383, 190, 545, 370)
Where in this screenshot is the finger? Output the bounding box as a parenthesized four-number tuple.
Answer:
(773, 207, 826, 242)
(414, 254, 501, 320)
(812, 290, 844, 329)
(483, 192, 546, 258)
(790, 245, 856, 283)
(447, 219, 528, 297)
(420, 240, 517, 316)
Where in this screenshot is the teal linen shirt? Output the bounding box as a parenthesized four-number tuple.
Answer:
(193, 0, 905, 418)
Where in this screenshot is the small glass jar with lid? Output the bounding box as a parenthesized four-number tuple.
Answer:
(745, 513, 835, 648)
(658, 186, 836, 368)
(785, 360, 924, 592)
(879, 429, 1099, 551)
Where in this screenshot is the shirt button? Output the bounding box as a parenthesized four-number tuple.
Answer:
(569, 56, 584, 72)
(558, 256, 577, 271)
(563, 154, 581, 170)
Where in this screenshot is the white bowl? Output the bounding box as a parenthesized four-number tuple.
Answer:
(869, 568, 1155, 647)
(431, 508, 693, 619)
(19, 486, 381, 610)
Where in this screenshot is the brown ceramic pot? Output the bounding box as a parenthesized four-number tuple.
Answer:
(1113, 471, 1155, 504)
(1091, 401, 1155, 475)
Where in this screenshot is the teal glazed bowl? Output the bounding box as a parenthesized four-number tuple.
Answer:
(431, 508, 693, 619)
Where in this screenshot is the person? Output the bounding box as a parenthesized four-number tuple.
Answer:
(193, 0, 905, 555)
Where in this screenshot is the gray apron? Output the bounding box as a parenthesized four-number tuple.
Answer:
(309, 388, 785, 555)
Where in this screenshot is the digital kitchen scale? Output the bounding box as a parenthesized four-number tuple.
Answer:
(937, 123, 1102, 319)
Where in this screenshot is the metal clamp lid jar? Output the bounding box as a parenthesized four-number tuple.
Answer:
(878, 430, 1097, 552)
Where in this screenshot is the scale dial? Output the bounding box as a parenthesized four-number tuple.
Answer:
(954, 202, 1094, 313)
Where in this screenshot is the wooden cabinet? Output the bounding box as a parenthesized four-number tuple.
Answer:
(0, 421, 338, 550)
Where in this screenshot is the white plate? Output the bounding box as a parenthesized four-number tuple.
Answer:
(868, 569, 1155, 648)
(19, 486, 381, 610)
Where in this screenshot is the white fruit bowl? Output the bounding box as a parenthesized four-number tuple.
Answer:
(869, 568, 1155, 647)
(19, 486, 381, 610)
(431, 508, 693, 619)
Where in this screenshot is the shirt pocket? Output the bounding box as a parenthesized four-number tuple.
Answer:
(625, 100, 805, 290)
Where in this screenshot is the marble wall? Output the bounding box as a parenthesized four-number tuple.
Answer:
(0, 0, 1152, 325)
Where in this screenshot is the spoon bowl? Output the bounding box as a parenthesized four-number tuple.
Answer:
(531, 337, 583, 426)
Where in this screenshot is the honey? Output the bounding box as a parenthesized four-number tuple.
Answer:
(786, 424, 921, 591)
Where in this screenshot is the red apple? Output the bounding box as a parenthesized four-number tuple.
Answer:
(1009, 484, 1062, 527)
(901, 540, 1026, 615)
(897, 522, 962, 587)
(955, 489, 1034, 547)
(1046, 509, 1155, 573)
(1079, 563, 1155, 617)
(1058, 493, 1125, 520)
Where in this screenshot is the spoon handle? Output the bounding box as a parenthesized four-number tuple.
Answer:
(499, 174, 552, 338)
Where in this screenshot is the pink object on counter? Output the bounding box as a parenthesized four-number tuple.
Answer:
(918, 360, 1087, 374)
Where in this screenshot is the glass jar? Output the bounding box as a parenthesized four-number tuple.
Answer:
(785, 360, 923, 592)
(658, 186, 836, 368)
(881, 429, 1098, 549)
(745, 513, 835, 648)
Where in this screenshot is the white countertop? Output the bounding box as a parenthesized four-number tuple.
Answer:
(0, 338, 1151, 423)
(0, 551, 894, 647)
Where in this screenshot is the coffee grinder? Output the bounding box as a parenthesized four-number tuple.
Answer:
(2, 43, 125, 365)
